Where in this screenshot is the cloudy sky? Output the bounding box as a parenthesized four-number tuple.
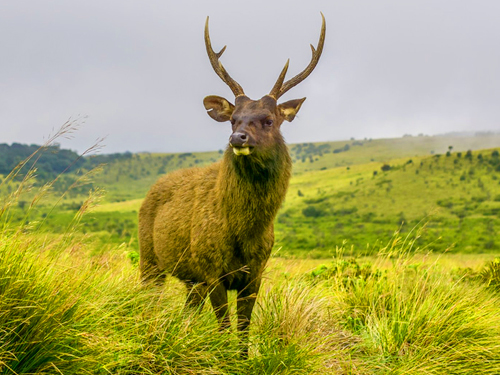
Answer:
(1, 0, 499, 154)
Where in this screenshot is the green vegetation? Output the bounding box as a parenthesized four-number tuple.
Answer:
(1, 131, 500, 373)
(1, 197, 499, 373)
(276, 147, 500, 255)
(3, 132, 500, 257)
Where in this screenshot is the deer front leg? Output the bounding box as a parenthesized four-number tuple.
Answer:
(208, 281, 230, 330)
(236, 277, 261, 358)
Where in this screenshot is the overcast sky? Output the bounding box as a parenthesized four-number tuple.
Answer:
(1, 0, 499, 154)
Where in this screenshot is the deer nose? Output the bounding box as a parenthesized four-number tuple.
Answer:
(230, 132, 248, 147)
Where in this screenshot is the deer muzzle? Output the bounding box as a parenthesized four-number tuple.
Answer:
(229, 132, 254, 156)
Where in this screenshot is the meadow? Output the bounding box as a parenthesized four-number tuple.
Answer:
(6, 132, 500, 258)
(1, 131, 500, 374)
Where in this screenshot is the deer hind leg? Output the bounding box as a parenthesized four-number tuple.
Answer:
(138, 225, 165, 286)
(208, 282, 230, 330)
(139, 243, 165, 286)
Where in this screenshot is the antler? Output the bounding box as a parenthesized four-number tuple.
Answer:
(269, 12, 326, 99)
(205, 17, 245, 97)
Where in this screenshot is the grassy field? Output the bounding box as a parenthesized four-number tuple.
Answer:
(1, 133, 500, 373)
(1, 205, 499, 374)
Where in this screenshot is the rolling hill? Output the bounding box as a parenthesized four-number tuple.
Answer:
(3, 133, 500, 256)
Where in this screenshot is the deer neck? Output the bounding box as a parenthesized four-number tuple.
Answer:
(218, 143, 292, 224)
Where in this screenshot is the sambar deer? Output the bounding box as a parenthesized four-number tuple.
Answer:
(139, 13, 326, 354)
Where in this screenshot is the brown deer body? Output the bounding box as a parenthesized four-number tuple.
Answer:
(139, 14, 325, 353)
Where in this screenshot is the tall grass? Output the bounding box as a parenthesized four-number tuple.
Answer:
(312, 229, 500, 374)
(1, 129, 499, 374)
(0, 129, 332, 374)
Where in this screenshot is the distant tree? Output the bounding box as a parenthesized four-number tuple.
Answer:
(302, 205, 325, 218)
(381, 164, 391, 172)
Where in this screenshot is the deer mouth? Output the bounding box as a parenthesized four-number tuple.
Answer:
(232, 146, 253, 156)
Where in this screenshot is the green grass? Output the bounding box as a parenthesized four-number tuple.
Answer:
(1, 208, 500, 373)
(1, 148, 500, 374)
(275, 148, 500, 255)
(3, 124, 500, 374)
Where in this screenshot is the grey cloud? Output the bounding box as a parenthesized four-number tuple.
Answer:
(1, 0, 499, 153)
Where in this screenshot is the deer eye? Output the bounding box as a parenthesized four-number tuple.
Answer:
(264, 119, 274, 127)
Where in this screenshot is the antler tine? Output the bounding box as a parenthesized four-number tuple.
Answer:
(205, 17, 244, 97)
(273, 12, 326, 99)
(269, 59, 289, 98)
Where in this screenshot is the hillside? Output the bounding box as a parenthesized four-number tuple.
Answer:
(85, 133, 500, 202)
(3, 133, 500, 256)
(276, 148, 500, 255)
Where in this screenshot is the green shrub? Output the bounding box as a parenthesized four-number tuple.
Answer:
(302, 205, 326, 218)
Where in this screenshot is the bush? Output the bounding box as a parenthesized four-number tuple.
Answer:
(302, 205, 326, 218)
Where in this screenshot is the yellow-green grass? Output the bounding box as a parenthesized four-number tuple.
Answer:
(266, 252, 500, 280)
(5, 131, 500, 372)
(2, 154, 500, 373)
(92, 198, 142, 213)
(2, 215, 500, 374)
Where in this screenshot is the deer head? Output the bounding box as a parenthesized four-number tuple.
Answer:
(203, 13, 326, 157)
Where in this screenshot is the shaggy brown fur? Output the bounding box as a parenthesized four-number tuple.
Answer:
(139, 13, 325, 355)
(138, 94, 304, 350)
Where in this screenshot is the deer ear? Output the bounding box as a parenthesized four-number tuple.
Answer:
(203, 95, 235, 122)
(278, 98, 306, 122)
